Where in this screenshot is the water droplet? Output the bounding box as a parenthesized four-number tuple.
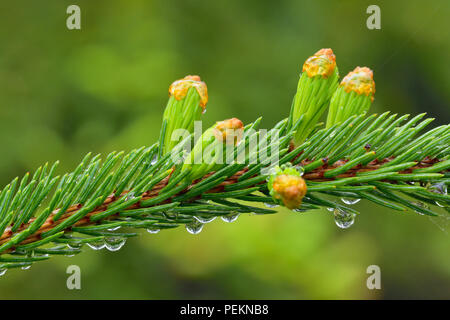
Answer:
(126, 192, 136, 201)
(341, 198, 361, 205)
(0, 269, 6, 277)
(264, 203, 279, 208)
(185, 220, 204, 234)
(146, 227, 160, 234)
(292, 208, 306, 213)
(194, 215, 216, 224)
(87, 240, 106, 250)
(107, 226, 121, 231)
(411, 201, 429, 215)
(104, 237, 126, 252)
(326, 207, 334, 212)
(221, 212, 240, 223)
(428, 183, 448, 207)
(333, 208, 356, 229)
(67, 243, 82, 250)
(431, 183, 447, 195)
(294, 165, 305, 176)
(21, 265, 31, 270)
(150, 156, 157, 165)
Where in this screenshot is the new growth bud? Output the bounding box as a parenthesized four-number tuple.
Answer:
(267, 164, 307, 209)
(290, 48, 340, 147)
(160, 75, 209, 156)
(340, 67, 375, 101)
(182, 118, 245, 182)
(326, 67, 375, 128)
(302, 48, 337, 78)
(168, 75, 208, 109)
(213, 118, 244, 145)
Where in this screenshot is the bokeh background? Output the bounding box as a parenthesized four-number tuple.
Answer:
(0, 0, 449, 299)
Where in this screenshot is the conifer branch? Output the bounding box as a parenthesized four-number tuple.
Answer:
(0, 49, 448, 274)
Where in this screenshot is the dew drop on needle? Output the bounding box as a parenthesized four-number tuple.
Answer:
(185, 221, 204, 234)
(221, 212, 240, 223)
(333, 208, 356, 229)
(341, 198, 361, 205)
(104, 237, 126, 252)
(146, 227, 160, 234)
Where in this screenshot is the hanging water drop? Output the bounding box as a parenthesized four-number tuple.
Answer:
(146, 227, 160, 234)
(264, 203, 279, 208)
(326, 207, 334, 212)
(185, 220, 204, 234)
(0, 269, 6, 277)
(194, 215, 216, 224)
(221, 212, 240, 223)
(436, 201, 445, 208)
(67, 243, 82, 250)
(341, 198, 361, 205)
(333, 208, 356, 229)
(104, 237, 126, 252)
(428, 183, 448, 207)
(411, 201, 429, 215)
(87, 240, 106, 250)
(21, 265, 31, 270)
(107, 226, 121, 231)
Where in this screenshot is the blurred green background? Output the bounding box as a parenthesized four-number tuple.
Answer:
(0, 0, 449, 299)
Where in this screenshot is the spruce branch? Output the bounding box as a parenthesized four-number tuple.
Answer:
(0, 49, 448, 275)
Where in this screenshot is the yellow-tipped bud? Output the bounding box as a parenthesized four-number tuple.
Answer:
(268, 164, 307, 209)
(213, 118, 244, 145)
(272, 174, 307, 209)
(340, 67, 375, 101)
(291, 48, 339, 146)
(168, 75, 208, 109)
(161, 75, 208, 156)
(326, 66, 375, 128)
(302, 48, 337, 78)
(181, 117, 245, 182)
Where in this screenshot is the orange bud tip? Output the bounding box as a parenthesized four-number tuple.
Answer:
(340, 67, 375, 102)
(168, 75, 208, 109)
(272, 174, 308, 209)
(302, 48, 337, 78)
(214, 118, 244, 145)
